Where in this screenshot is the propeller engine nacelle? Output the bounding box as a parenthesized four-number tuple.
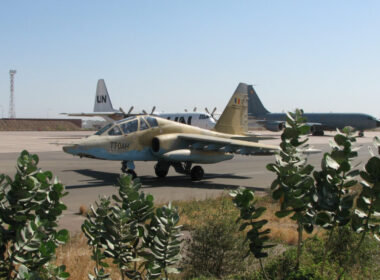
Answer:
(265, 122, 284, 132)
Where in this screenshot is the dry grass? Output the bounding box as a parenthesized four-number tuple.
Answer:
(55, 193, 319, 279)
(55, 233, 121, 279)
(255, 195, 322, 244)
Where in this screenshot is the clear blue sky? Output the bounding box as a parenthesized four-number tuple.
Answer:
(1, 0, 379, 118)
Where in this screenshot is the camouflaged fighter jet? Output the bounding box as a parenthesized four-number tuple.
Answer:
(62, 83, 279, 180)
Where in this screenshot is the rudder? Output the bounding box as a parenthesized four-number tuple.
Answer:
(214, 83, 249, 135)
(247, 85, 269, 116)
(93, 79, 115, 112)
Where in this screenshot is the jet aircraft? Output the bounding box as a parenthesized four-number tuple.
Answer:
(248, 86, 380, 136)
(63, 83, 280, 180)
(65, 79, 216, 130)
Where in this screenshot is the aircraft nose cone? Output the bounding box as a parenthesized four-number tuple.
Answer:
(62, 144, 79, 155)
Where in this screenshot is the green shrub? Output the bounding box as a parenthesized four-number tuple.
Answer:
(82, 174, 183, 279)
(0, 150, 69, 279)
(183, 200, 247, 279)
(259, 228, 380, 280)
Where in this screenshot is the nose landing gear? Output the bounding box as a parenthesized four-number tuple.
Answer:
(121, 160, 137, 179)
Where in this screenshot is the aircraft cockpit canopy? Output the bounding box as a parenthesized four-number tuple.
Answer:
(95, 116, 159, 136)
(95, 123, 113, 136)
(199, 114, 210, 119)
(368, 116, 378, 121)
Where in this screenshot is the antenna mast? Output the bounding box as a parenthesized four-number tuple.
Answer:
(9, 70, 17, 118)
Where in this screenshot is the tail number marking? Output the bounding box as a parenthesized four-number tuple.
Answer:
(110, 142, 129, 150)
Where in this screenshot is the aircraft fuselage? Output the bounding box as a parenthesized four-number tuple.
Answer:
(249, 112, 380, 131)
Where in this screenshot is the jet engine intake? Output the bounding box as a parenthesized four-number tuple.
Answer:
(265, 122, 284, 132)
(151, 134, 184, 155)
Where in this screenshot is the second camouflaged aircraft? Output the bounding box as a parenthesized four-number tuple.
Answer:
(63, 83, 279, 180)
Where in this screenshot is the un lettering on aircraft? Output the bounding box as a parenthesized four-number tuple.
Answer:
(97, 95, 107, 103)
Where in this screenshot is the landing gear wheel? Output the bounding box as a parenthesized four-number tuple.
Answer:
(125, 169, 137, 179)
(121, 161, 128, 173)
(154, 162, 169, 178)
(190, 166, 204, 181)
(312, 130, 324, 136)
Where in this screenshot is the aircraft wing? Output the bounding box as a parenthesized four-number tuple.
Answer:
(63, 112, 121, 117)
(306, 122, 322, 127)
(61, 112, 137, 122)
(178, 133, 279, 155)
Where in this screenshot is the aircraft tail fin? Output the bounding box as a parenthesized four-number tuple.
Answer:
(93, 79, 116, 112)
(247, 85, 270, 116)
(214, 83, 249, 135)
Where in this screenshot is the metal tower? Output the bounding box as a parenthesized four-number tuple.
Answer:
(9, 70, 16, 118)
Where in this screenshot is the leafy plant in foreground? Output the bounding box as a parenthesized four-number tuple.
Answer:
(341, 136, 380, 278)
(312, 127, 359, 276)
(266, 109, 315, 269)
(82, 197, 112, 280)
(82, 174, 182, 279)
(230, 188, 274, 280)
(0, 150, 69, 279)
(143, 202, 182, 279)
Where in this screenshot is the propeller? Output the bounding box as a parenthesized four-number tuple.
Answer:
(142, 106, 156, 115)
(127, 106, 134, 115)
(205, 107, 217, 118)
(184, 109, 188, 112)
(150, 106, 156, 115)
(211, 107, 217, 117)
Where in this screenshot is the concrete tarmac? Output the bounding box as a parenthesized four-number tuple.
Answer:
(0, 130, 378, 232)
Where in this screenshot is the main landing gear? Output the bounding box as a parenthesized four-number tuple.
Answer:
(121, 160, 137, 179)
(311, 126, 324, 136)
(155, 160, 205, 181)
(190, 166, 204, 181)
(154, 161, 170, 178)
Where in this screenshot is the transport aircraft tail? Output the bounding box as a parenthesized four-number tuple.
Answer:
(93, 79, 116, 112)
(214, 83, 249, 135)
(247, 85, 270, 116)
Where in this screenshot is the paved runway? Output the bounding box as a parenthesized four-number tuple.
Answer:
(0, 131, 378, 232)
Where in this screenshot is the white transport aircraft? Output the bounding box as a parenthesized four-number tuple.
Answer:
(65, 79, 216, 130)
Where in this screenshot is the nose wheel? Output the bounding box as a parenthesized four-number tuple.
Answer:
(190, 166, 204, 181)
(121, 160, 137, 179)
(125, 169, 137, 179)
